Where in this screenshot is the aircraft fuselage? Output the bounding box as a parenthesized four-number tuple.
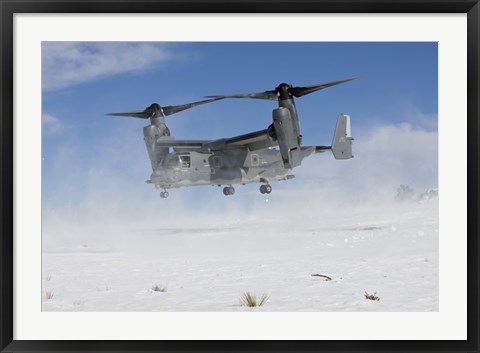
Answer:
(149, 146, 315, 189)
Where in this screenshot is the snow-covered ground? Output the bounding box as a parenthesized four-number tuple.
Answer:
(42, 198, 438, 312)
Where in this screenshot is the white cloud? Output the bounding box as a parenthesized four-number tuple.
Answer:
(296, 122, 438, 203)
(414, 110, 438, 130)
(42, 113, 64, 135)
(42, 42, 174, 91)
(404, 105, 438, 131)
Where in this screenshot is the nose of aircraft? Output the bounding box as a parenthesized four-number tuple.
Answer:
(152, 168, 177, 183)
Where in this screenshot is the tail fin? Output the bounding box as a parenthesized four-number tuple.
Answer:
(331, 114, 353, 159)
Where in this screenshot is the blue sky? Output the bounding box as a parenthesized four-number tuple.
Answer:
(42, 42, 437, 223)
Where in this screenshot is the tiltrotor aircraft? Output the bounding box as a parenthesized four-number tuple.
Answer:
(108, 78, 356, 198)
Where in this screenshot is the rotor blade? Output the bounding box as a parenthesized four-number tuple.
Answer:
(162, 97, 224, 116)
(206, 77, 357, 101)
(205, 90, 278, 101)
(107, 97, 223, 119)
(107, 110, 150, 119)
(290, 77, 358, 97)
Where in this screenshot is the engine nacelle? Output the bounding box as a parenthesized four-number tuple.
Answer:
(272, 107, 302, 169)
(143, 125, 170, 170)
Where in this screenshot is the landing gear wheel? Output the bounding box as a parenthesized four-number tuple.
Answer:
(260, 184, 272, 194)
(223, 186, 235, 196)
(265, 184, 272, 194)
(160, 191, 169, 198)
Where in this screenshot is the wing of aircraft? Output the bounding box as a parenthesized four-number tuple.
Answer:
(153, 128, 277, 152)
(223, 129, 275, 150)
(154, 140, 208, 148)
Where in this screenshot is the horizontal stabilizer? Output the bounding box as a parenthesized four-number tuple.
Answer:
(315, 146, 331, 153)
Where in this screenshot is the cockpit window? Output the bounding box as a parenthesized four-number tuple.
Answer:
(180, 155, 191, 168)
(164, 155, 179, 167)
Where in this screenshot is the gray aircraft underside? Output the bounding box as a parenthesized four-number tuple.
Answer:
(148, 145, 324, 189)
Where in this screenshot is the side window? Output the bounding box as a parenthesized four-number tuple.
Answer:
(180, 155, 191, 169)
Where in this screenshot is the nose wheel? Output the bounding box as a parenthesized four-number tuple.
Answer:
(260, 184, 272, 194)
(160, 190, 169, 198)
(223, 186, 235, 196)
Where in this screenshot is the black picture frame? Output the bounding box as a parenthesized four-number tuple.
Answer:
(1, 1, 478, 352)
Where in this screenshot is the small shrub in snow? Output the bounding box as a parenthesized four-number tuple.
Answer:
(417, 188, 438, 203)
(151, 284, 167, 292)
(96, 284, 110, 292)
(395, 184, 415, 202)
(240, 292, 268, 307)
(45, 291, 54, 300)
(364, 291, 380, 301)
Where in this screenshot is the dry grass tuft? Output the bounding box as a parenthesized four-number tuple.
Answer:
(151, 284, 167, 292)
(240, 292, 268, 307)
(364, 291, 380, 301)
(96, 284, 110, 292)
(45, 291, 54, 300)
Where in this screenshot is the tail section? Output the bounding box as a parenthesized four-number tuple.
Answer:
(331, 114, 353, 159)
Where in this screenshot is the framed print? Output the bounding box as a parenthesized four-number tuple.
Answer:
(1, 1, 479, 352)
